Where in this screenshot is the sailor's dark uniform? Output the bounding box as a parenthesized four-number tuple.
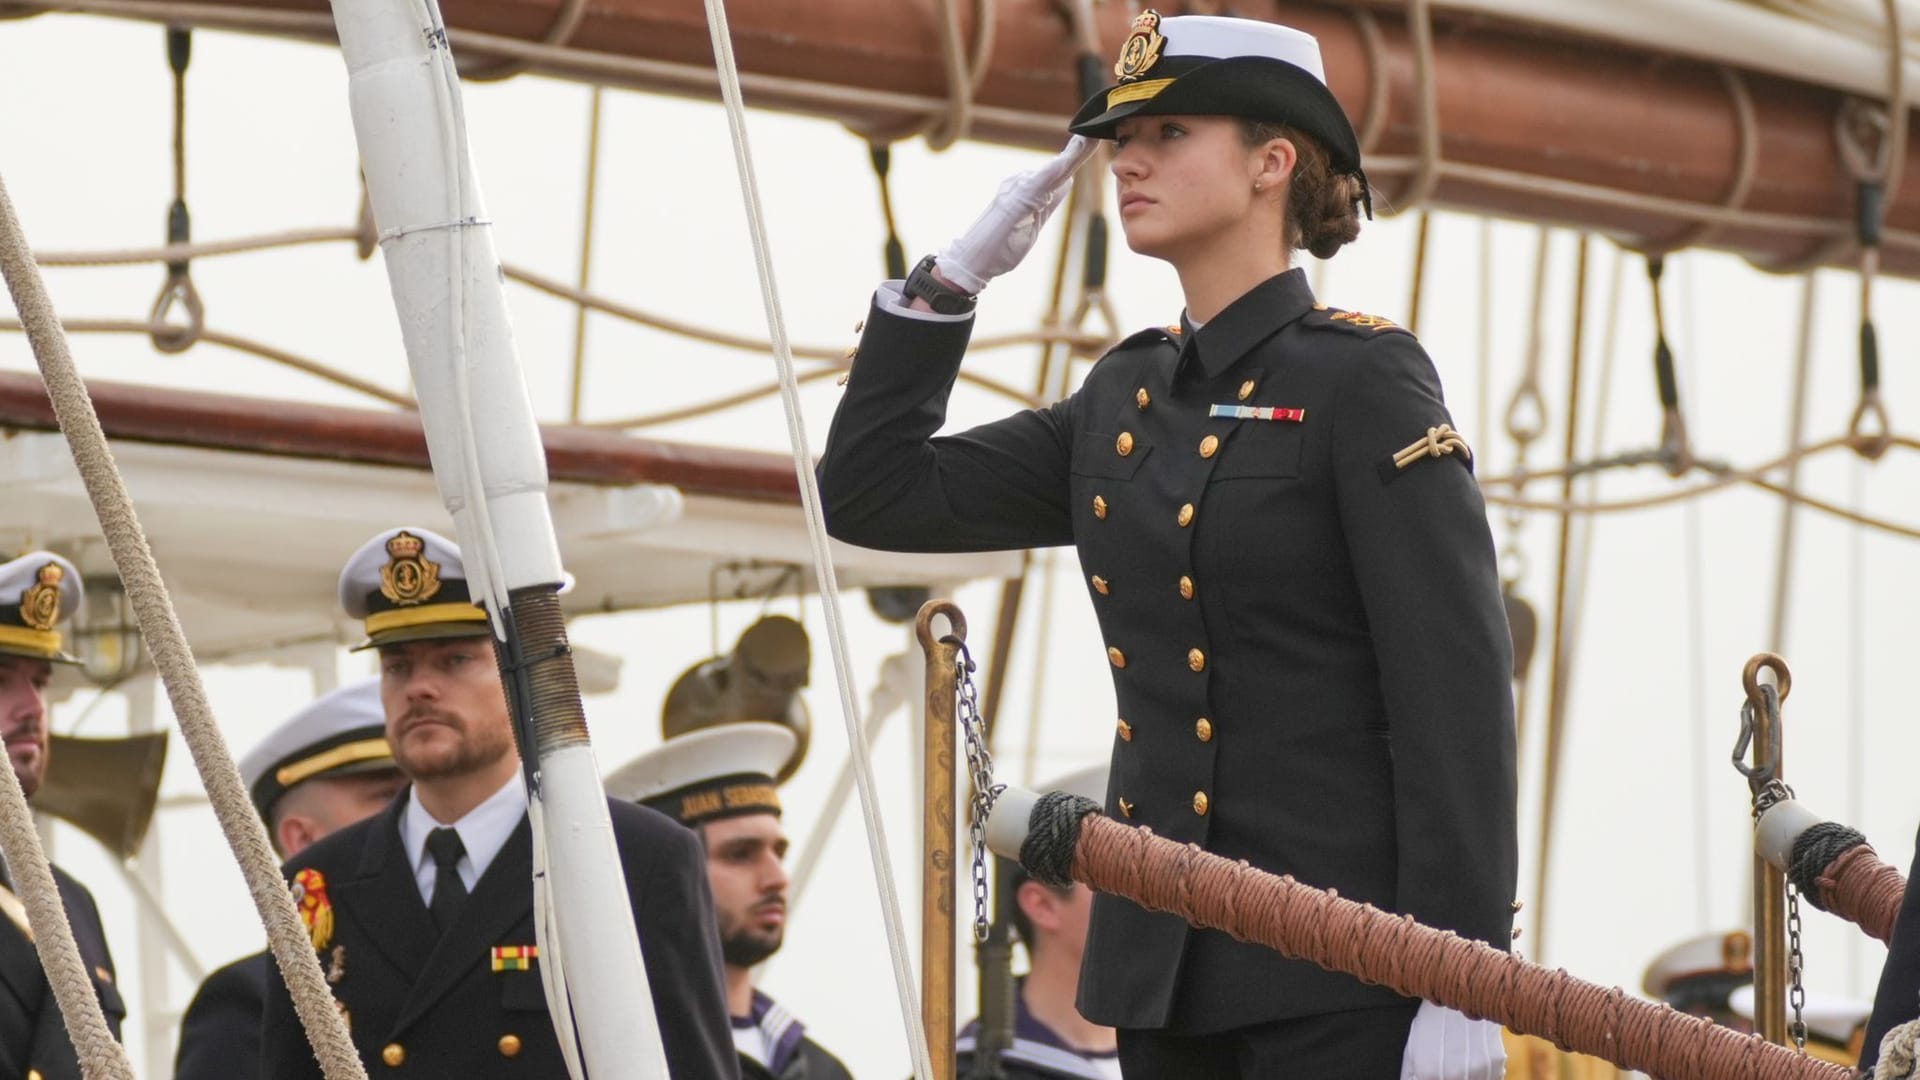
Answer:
(819, 269, 1516, 1055)
(173, 951, 269, 1080)
(954, 978, 1121, 1080)
(1860, 826, 1920, 1072)
(0, 866, 123, 1080)
(257, 795, 739, 1079)
(733, 990, 852, 1080)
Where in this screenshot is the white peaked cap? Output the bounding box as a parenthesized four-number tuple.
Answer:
(238, 677, 396, 818)
(1163, 16, 1326, 84)
(605, 722, 798, 822)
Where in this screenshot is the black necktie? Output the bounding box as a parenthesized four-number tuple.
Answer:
(426, 827, 468, 932)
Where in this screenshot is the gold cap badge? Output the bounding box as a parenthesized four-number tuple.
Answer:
(19, 563, 63, 632)
(1115, 9, 1166, 82)
(379, 531, 442, 607)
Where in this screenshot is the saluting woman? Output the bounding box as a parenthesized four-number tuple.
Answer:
(819, 13, 1515, 1079)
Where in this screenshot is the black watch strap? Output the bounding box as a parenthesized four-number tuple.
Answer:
(902, 255, 978, 316)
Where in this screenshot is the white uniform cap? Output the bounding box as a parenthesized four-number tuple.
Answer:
(605, 722, 798, 826)
(337, 527, 491, 648)
(238, 677, 397, 819)
(1162, 16, 1326, 84)
(0, 551, 83, 664)
(1728, 984, 1872, 1046)
(1641, 929, 1752, 998)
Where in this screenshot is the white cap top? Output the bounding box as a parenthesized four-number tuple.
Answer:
(337, 526, 470, 618)
(1162, 16, 1326, 85)
(238, 677, 395, 817)
(0, 551, 84, 661)
(1641, 929, 1752, 997)
(605, 722, 798, 804)
(1728, 984, 1871, 1045)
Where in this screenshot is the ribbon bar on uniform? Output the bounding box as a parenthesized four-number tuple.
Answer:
(1209, 403, 1306, 422)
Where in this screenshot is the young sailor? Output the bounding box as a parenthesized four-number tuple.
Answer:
(607, 723, 853, 1080)
(173, 678, 406, 1080)
(956, 766, 1120, 1080)
(818, 13, 1516, 1078)
(257, 527, 737, 1078)
(0, 553, 123, 1080)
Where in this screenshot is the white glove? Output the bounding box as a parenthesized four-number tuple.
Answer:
(1399, 1002, 1507, 1080)
(936, 135, 1100, 294)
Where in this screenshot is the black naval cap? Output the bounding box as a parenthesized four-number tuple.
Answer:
(0, 551, 83, 665)
(604, 723, 798, 828)
(1070, 12, 1366, 203)
(238, 677, 398, 820)
(338, 527, 492, 650)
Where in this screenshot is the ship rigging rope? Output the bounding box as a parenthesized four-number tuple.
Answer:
(696, 0, 934, 1077)
(0, 172, 368, 1080)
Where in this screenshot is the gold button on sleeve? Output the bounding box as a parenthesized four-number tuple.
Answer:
(1136, 388, 1151, 409)
(1177, 503, 1195, 527)
(1117, 718, 1133, 742)
(28, 1070, 44, 1080)
(1178, 575, 1195, 601)
(1116, 431, 1135, 456)
(1238, 379, 1256, 401)
(1119, 798, 1135, 818)
(382, 1043, 407, 1068)
(1091, 574, 1110, 595)
(1192, 791, 1210, 816)
(1187, 648, 1206, 672)
(1195, 717, 1213, 742)
(1199, 434, 1220, 458)
(1093, 495, 1108, 520)
(499, 1034, 523, 1058)
(1108, 646, 1127, 669)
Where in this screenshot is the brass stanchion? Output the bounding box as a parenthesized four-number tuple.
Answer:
(916, 600, 965, 1080)
(1737, 653, 1794, 1046)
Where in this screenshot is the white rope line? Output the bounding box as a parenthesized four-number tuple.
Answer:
(0, 170, 369, 1080)
(697, 0, 934, 1076)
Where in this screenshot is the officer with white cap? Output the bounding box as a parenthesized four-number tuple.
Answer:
(607, 722, 853, 1080)
(955, 764, 1121, 1080)
(257, 526, 735, 1079)
(0, 552, 124, 1080)
(173, 678, 406, 1080)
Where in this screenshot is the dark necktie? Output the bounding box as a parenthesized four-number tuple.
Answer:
(426, 827, 469, 932)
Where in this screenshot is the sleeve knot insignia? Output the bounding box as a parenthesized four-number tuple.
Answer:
(378, 531, 442, 606)
(293, 868, 335, 952)
(20, 563, 63, 631)
(1392, 425, 1473, 472)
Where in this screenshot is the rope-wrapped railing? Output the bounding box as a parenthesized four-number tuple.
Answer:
(1758, 799, 1907, 943)
(989, 788, 1851, 1080)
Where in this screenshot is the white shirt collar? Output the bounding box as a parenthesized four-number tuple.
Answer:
(399, 771, 528, 903)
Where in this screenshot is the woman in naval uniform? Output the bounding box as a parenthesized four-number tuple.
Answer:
(818, 13, 1516, 1079)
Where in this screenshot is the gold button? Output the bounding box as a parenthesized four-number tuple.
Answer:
(1136, 387, 1151, 409)
(1116, 431, 1135, 456)
(1238, 379, 1256, 401)
(1188, 648, 1206, 672)
(1193, 791, 1210, 816)
(1117, 718, 1133, 742)
(382, 1043, 406, 1067)
(1199, 434, 1220, 458)
(1179, 575, 1195, 601)
(1093, 495, 1108, 520)
(1177, 503, 1195, 527)
(1091, 574, 1109, 595)
(1108, 646, 1127, 669)
(1195, 717, 1213, 742)
(1119, 798, 1135, 818)
(29, 1071, 44, 1080)
(499, 1034, 523, 1058)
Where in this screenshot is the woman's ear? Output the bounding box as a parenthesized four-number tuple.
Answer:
(1253, 137, 1298, 194)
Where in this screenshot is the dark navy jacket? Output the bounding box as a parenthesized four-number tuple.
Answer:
(0, 865, 122, 1080)
(820, 270, 1517, 1033)
(173, 951, 269, 1080)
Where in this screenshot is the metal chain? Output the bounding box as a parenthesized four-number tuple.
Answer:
(1786, 882, 1808, 1052)
(950, 640, 1004, 944)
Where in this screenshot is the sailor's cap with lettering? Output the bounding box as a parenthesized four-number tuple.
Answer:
(239, 677, 398, 820)
(1070, 12, 1364, 196)
(604, 722, 798, 828)
(338, 527, 491, 649)
(0, 552, 83, 664)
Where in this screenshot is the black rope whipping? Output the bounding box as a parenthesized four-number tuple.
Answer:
(1018, 791, 1101, 888)
(868, 143, 908, 280)
(1789, 821, 1870, 912)
(1648, 256, 1680, 413)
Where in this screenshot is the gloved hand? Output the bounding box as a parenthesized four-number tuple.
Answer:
(1399, 1002, 1507, 1080)
(936, 135, 1099, 294)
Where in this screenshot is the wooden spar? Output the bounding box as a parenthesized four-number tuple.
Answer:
(41, 0, 1920, 278)
(915, 601, 964, 1080)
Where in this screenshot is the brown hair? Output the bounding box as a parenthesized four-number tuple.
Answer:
(1241, 120, 1365, 259)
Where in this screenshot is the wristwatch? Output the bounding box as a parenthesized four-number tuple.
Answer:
(902, 255, 978, 315)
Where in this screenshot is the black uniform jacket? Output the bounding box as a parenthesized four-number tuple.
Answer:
(259, 794, 739, 1079)
(1860, 825, 1920, 1072)
(173, 950, 268, 1080)
(738, 1037, 854, 1080)
(820, 269, 1518, 1033)
(0, 866, 123, 1080)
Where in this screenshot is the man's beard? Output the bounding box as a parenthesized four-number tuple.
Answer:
(394, 712, 513, 781)
(720, 921, 783, 968)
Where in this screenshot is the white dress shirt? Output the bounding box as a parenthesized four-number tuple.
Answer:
(400, 771, 528, 906)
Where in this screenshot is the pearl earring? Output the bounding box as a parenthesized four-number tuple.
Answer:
(1253, 182, 1263, 192)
